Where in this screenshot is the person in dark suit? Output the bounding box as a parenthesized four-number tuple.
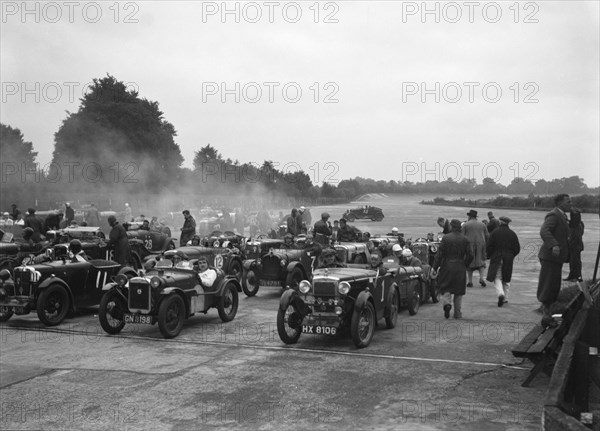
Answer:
(24, 208, 44, 242)
(565, 208, 584, 282)
(64, 202, 75, 225)
(486, 216, 520, 307)
(432, 219, 473, 319)
(537, 194, 571, 328)
(180, 210, 196, 246)
(107, 215, 131, 266)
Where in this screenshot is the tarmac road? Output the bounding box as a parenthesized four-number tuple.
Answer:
(1, 197, 598, 430)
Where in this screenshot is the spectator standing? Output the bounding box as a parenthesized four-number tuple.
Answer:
(24, 208, 43, 242)
(287, 208, 300, 236)
(537, 194, 571, 328)
(313, 212, 332, 241)
(85, 203, 101, 227)
(124, 203, 133, 222)
(432, 219, 473, 319)
(9, 204, 21, 221)
(486, 211, 500, 234)
(64, 203, 75, 225)
(337, 218, 361, 242)
(107, 215, 131, 266)
(45, 212, 63, 231)
(437, 217, 450, 235)
(565, 208, 584, 282)
(462, 210, 489, 287)
(180, 210, 196, 246)
(486, 216, 520, 307)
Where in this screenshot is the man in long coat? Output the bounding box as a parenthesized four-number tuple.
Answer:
(432, 219, 473, 319)
(107, 215, 131, 266)
(24, 208, 44, 242)
(462, 210, 489, 287)
(180, 210, 196, 246)
(537, 194, 571, 328)
(64, 203, 75, 225)
(486, 216, 520, 307)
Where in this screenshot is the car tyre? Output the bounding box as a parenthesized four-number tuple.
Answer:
(242, 269, 260, 297)
(351, 301, 375, 348)
(158, 294, 185, 339)
(385, 288, 399, 329)
(408, 289, 420, 316)
(37, 284, 70, 326)
(228, 260, 243, 283)
(374, 213, 384, 222)
(277, 298, 302, 344)
(0, 306, 14, 322)
(99, 290, 127, 335)
(218, 281, 239, 322)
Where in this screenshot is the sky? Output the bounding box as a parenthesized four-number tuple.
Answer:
(1, 1, 599, 187)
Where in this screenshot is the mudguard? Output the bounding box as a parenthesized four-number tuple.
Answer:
(102, 286, 128, 304)
(354, 290, 373, 314)
(243, 259, 257, 271)
(285, 261, 304, 274)
(217, 278, 242, 296)
(279, 288, 300, 311)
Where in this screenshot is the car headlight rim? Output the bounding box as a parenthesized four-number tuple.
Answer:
(299, 280, 311, 294)
(338, 281, 350, 295)
(115, 274, 128, 287)
(150, 276, 162, 289)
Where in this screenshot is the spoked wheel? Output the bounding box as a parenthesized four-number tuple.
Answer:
(408, 289, 420, 316)
(351, 301, 375, 348)
(228, 260, 243, 284)
(385, 289, 399, 329)
(158, 295, 185, 338)
(277, 300, 303, 344)
(0, 306, 14, 322)
(242, 270, 260, 297)
(99, 290, 127, 334)
(374, 213, 384, 222)
(218, 282, 239, 322)
(36, 284, 70, 326)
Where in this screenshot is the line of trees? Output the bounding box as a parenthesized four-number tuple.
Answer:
(1, 74, 598, 211)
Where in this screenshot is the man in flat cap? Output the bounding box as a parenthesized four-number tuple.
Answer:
(537, 194, 571, 328)
(313, 212, 332, 245)
(462, 209, 489, 287)
(107, 215, 131, 266)
(180, 210, 196, 247)
(486, 211, 500, 234)
(486, 216, 520, 307)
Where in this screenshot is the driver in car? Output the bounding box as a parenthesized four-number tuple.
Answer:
(69, 239, 88, 262)
(196, 256, 217, 287)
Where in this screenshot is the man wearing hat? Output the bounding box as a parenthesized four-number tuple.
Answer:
(64, 202, 75, 225)
(486, 211, 500, 234)
(299, 206, 312, 231)
(24, 208, 43, 242)
(107, 215, 131, 266)
(313, 212, 332, 245)
(9, 203, 21, 221)
(486, 216, 521, 307)
(180, 210, 196, 247)
(462, 209, 489, 287)
(337, 218, 361, 242)
(432, 219, 473, 319)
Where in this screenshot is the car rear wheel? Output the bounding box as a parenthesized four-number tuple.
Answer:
(408, 289, 420, 315)
(351, 301, 375, 348)
(218, 281, 239, 322)
(158, 294, 185, 338)
(37, 284, 70, 326)
(0, 306, 14, 322)
(277, 299, 302, 344)
(228, 260, 243, 283)
(99, 290, 127, 334)
(374, 213, 384, 222)
(242, 269, 260, 297)
(385, 289, 399, 329)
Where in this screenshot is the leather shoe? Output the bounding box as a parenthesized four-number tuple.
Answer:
(453, 312, 462, 319)
(498, 295, 505, 307)
(480, 280, 486, 287)
(443, 304, 451, 319)
(466, 282, 473, 287)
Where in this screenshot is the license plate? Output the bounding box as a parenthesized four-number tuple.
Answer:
(302, 325, 337, 335)
(124, 314, 153, 324)
(260, 279, 281, 287)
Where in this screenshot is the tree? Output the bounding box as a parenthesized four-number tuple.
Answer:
(52, 74, 183, 191)
(0, 124, 39, 207)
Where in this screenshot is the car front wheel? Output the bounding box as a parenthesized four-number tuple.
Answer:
(0, 306, 14, 322)
(37, 284, 70, 326)
(99, 290, 127, 334)
(385, 289, 399, 329)
(217, 281, 239, 322)
(242, 269, 260, 297)
(158, 294, 185, 338)
(277, 297, 302, 344)
(351, 301, 375, 348)
(408, 290, 420, 316)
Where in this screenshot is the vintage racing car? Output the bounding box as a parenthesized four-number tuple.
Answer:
(98, 250, 240, 338)
(334, 242, 371, 264)
(0, 256, 134, 325)
(125, 223, 177, 263)
(277, 267, 398, 348)
(342, 206, 384, 222)
(241, 240, 320, 297)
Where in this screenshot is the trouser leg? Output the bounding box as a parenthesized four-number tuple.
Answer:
(467, 270, 473, 284)
(503, 282, 510, 300)
(442, 292, 452, 307)
(453, 295, 463, 317)
(494, 274, 504, 297)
